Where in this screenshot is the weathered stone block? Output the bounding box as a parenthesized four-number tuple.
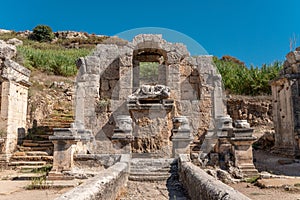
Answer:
(0, 40, 16, 59)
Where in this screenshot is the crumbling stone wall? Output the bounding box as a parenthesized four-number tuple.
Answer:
(271, 47, 300, 157)
(74, 34, 224, 156)
(0, 40, 31, 162)
(227, 96, 273, 126)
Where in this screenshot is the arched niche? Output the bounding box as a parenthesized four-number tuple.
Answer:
(132, 48, 167, 92)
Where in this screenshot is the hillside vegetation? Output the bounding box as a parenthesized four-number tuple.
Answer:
(0, 26, 282, 95)
(214, 56, 282, 95)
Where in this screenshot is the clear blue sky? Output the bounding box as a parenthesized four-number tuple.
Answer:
(1, 0, 299, 67)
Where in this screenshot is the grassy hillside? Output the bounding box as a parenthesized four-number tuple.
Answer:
(0, 31, 101, 76)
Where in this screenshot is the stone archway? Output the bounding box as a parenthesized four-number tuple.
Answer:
(74, 34, 226, 157)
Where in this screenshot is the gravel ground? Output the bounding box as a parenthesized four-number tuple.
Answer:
(118, 163, 190, 200)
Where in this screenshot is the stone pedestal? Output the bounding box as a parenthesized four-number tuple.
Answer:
(112, 115, 133, 154)
(48, 128, 80, 180)
(172, 116, 193, 158)
(230, 128, 258, 178)
(216, 115, 233, 137)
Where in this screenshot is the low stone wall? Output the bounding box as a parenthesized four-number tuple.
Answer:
(55, 154, 130, 200)
(178, 154, 250, 200)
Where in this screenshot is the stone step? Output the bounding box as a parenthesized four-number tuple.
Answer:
(9, 161, 47, 166)
(47, 172, 74, 181)
(130, 158, 175, 165)
(17, 165, 50, 173)
(42, 118, 74, 122)
(129, 171, 170, 177)
(20, 146, 53, 151)
(18, 146, 53, 152)
(12, 173, 46, 181)
(18, 165, 48, 170)
(35, 135, 52, 139)
(129, 174, 171, 181)
(23, 140, 53, 144)
(129, 158, 175, 182)
(29, 131, 54, 136)
(26, 151, 49, 156)
(22, 142, 39, 147)
(22, 143, 53, 148)
(40, 122, 72, 127)
(11, 155, 53, 162)
(130, 167, 170, 173)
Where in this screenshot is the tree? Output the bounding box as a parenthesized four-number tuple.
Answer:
(30, 25, 54, 42)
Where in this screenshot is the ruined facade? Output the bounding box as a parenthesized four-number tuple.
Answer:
(48, 34, 258, 179)
(0, 40, 31, 162)
(74, 34, 225, 157)
(271, 47, 300, 157)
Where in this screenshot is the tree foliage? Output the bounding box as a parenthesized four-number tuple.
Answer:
(30, 25, 54, 42)
(213, 56, 282, 95)
(139, 62, 159, 85)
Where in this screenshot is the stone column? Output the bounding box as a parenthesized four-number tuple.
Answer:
(48, 128, 80, 180)
(172, 116, 193, 158)
(230, 127, 258, 178)
(112, 115, 133, 154)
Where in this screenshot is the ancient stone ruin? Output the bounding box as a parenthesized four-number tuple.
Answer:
(46, 34, 258, 181)
(271, 47, 300, 157)
(72, 34, 224, 156)
(0, 40, 31, 162)
(0, 34, 259, 199)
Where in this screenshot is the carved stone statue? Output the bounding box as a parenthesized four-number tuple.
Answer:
(128, 84, 170, 100)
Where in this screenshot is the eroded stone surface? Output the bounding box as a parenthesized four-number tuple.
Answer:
(271, 46, 300, 157)
(0, 40, 31, 162)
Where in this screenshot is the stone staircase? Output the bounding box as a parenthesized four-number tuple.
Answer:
(129, 158, 176, 181)
(8, 104, 74, 180)
(41, 112, 74, 129)
(18, 137, 54, 155)
(8, 150, 52, 180)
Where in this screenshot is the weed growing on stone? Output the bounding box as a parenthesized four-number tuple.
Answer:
(294, 183, 300, 187)
(244, 176, 260, 184)
(26, 176, 50, 190)
(32, 164, 52, 174)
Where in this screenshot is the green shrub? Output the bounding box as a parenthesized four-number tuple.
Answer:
(213, 57, 282, 95)
(30, 25, 54, 42)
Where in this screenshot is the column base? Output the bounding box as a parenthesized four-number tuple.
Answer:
(238, 164, 259, 178)
(47, 171, 75, 181)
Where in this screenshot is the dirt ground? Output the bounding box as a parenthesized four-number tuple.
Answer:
(229, 181, 300, 200)
(0, 169, 81, 200)
(0, 180, 70, 200)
